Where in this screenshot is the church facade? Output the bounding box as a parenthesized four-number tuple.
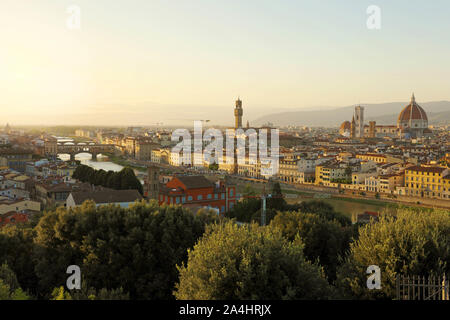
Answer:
(340, 94, 432, 139)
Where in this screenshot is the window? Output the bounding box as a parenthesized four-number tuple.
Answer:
(182, 196, 186, 203)
(229, 189, 234, 196)
(176, 197, 180, 204)
(188, 196, 193, 201)
(221, 193, 225, 200)
(207, 194, 212, 199)
(197, 195, 203, 200)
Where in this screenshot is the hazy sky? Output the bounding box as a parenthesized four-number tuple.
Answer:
(1, 0, 450, 125)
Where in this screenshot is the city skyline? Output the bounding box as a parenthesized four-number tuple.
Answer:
(1, 0, 450, 125)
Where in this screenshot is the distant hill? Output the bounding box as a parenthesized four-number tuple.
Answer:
(253, 101, 450, 127)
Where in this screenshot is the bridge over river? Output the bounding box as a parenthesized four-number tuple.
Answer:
(55, 143, 115, 161)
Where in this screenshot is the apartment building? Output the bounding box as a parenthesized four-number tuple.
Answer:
(279, 158, 300, 183)
(315, 163, 348, 186)
(404, 165, 449, 199)
(159, 175, 236, 214)
(379, 173, 404, 194)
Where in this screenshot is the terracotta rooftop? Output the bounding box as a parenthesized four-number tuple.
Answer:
(398, 95, 428, 122)
(406, 166, 447, 174)
(70, 189, 143, 205)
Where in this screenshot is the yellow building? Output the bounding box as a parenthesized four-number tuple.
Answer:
(443, 174, 450, 200)
(356, 153, 387, 164)
(404, 165, 449, 199)
(278, 158, 300, 183)
(57, 165, 76, 178)
(315, 164, 348, 186)
(0, 199, 41, 215)
(218, 154, 236, 174)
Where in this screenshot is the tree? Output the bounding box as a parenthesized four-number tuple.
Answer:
(0, 225, 37, 295)
(269, 211, 352, 281)
(174, 221, 335, 300)
(335, 208, 450, 299)
(242, 183, 257, 197)
(227, 198, 261, 223)
(106, 170, 121, 189)
(267, 182, 286, 210)
(285, 200, 351, 227)
(119, 167, 143, 194)
(0, 263, 30, 300)
(33, 201, 219, 299)
(0, 280, 30, 300)
(73, 165, 143, 195)
(208, 163, 219, 171)
(51, 283, 129, 300)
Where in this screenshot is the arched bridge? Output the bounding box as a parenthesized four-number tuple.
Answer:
(56, 143, 115, 161)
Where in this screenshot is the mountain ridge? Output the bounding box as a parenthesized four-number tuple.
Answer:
(253, 101, 450, 127)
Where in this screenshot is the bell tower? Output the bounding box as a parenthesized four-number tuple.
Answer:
(146, 165, 160, 201)
(234, 98, 243, 129)
(355, 106, 364, 138)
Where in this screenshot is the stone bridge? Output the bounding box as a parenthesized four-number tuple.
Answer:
(56, 143, 115, 161)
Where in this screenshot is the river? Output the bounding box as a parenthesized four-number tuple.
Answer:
(56, 137, 124, 172)
(56, 137, 146, 184)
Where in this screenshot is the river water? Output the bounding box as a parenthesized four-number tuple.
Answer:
(58, 153, 124, 172)
(56, 137, 124, 172)
(56, 138, 146, 184)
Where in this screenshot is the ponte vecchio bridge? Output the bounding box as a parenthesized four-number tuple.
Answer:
(45, 141, 115, 161)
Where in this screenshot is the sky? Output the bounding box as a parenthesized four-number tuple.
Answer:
(1, 0, 450, 126)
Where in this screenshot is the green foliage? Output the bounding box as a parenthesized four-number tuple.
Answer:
(51, 286, 72, 300)
(175, 221, 335, 300)
(208, 163, 219, 171)
(0, 263, 30, 300)
(0, 262, 20, 291)
(285, 201, 351, 227)
(73, 164, 143, 194)
(228, 182, 286, 225)
(227, 198, 261, 223)
(33, 200, 218, 299)
(241, 183, 257, 197)
(0, 280, 30, 300)
(51, 284, 129, 300)
(0, 225, 38, 294)
(335, 208, 450, 299)
(269, 211, 352, 282)
(267, 182, 286, 210)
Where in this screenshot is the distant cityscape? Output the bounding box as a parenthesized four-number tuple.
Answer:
(0, 94, 448, 230)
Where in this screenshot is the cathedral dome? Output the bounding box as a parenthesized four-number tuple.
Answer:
(339, 121, 351, 136)
(398, 94, 428, 123)
(397, 94, 429, 138)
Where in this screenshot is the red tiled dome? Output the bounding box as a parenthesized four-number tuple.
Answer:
(340, 121, 351, 131)
(398, 94, 428, 122)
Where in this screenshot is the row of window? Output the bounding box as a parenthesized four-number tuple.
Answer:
(406, 176, 441, 183)
(406, 184, 441, 190)
(405, 190, 442, 198)
(407, 171, 440, 176)
(161, 190, 235, 203)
